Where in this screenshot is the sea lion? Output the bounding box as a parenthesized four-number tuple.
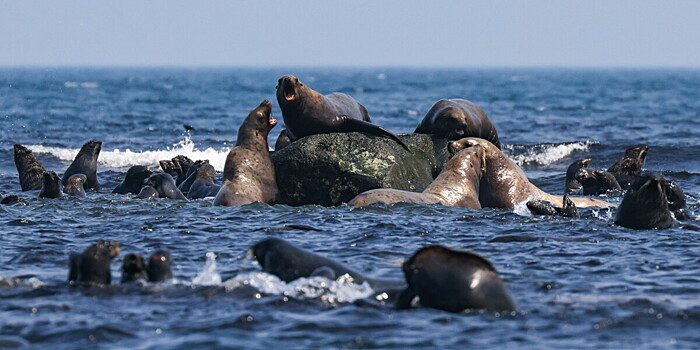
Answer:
(144, 173, 186, 200)
(614, 173, 675, 229)
(608, 145, 648, 189)
(348, 144, 485, 208)
(249, 238, 401, 291)
(68, 240, 121, 285)
(147, 250, 173, 282)
(274, 129, 292, 152)
(177, 160, 208, 194)
(0, 195, 20, 205)
(665, 181, 689, 220)
(414, 99, 501, 148)
(62, 140, 102, 191)
(121, 253, 147, 283)
(39, 171, 63, 199)
(565, 158, 591, 194)
(576, 169, 622, 196)
(112, 166, 153, 194)
(136, 186, 159, 199)
(13, 144, 46, 191)
(527, 195, 579, 218)
(275, 75, 409, 151)
(63, 174, 87, 197)
(448, 138, 610, 209)
(214, 100, 281, 206)
(187, 164, 221, 199)
(396, 245, 516, 312)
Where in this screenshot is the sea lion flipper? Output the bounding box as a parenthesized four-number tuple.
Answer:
(338, 116, 410, 151)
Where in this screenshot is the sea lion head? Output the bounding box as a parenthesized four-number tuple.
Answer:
(143, 173, 176, 197)
(609, 144, 649, 175)
(147, 250, 173, 282)
(79, 140, 102, 159)
(434, 106, 472, 140)
(64, 174, 87, 197)
(87, 240, 121, 260)
(276, 75, 306, 105)
(566, 158, 592, 178)
(121, 253, 147, 283)
(237, 100, 277, 145)
(447, 137, 497, 158)
(39, 171, 63, 198)
(195, 164, 216, 181)
(125, 165, 153, 185)
(614, 173, 674, 229)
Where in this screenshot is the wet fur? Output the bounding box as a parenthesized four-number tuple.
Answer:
(415, 99, 501, 149)
(62, 140, 101, 191)
(14, 144, 47, 191)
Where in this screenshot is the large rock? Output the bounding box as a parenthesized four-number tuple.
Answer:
(272, 132, 449, 206)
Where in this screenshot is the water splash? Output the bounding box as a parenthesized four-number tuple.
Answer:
(513, 197, 535, 216)
(27, 136, 230, 171)
(191, 252, 222, 286)
(504, 141, 597, 166)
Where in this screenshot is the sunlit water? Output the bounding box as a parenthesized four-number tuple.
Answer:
(1, 68, 699, 349)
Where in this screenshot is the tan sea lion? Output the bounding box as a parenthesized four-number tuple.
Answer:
(348, 145, 485, 208)
(448, 138, 611, 209)
(415, 99, 501, 148)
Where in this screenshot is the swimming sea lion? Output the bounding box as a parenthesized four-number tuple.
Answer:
(448, 138, 610, 209)
(68, 240, 121, 285)
(63, 174, 87, 197)
(274, 129, 292, 152)
(147, 250, 173, 282)
(565, 158, 591, 194)
(214, 100, 280, 206)
(608, 145, 648, 189)
(177, 160, 208, 194)
(414, 99, 501, 148)
(348, 144, 485, 208)
(527, 195, 579, 218)
(136, 186, 159, 199)
(576, 169, 622, 196)
(187, 164, 221, 199)
(144, 173, 186, 200)
(62, 140, 101, 191)
(121, 253, 147, 283)
(614, 173, 675, 229)
(112, 166, 154, 194)
(13, 144, 46, 191)
(0, 195, 20, 205)
(276, 75, 409, 151)
(39, 171, 63, 198)
(396, 245, 516, 312)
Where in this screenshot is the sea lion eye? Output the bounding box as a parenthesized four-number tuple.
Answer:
(294, 78, 299, 83)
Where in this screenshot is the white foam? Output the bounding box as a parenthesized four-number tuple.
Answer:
(64, 81, 99, 89)
(513, 196, 535, 216)
(505, 141, 597, 166)
(27, 136, 231, 171)
(191, 252, 222, 286)
(222, 271, 375, 304)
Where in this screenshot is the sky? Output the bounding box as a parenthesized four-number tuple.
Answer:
(1, 0, 699, 68)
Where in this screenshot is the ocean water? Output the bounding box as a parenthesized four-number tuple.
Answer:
(0, 68, 699, 349)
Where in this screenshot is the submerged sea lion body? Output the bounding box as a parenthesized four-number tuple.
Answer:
(448, 138, 610, 209)
(187, 164, 220, 199)
(13, 144, 46, 191)
(63, 174, 87, 197)
(614, 173, 676, 229)
(348, 145, 485, 209)
(136, 186, 159, 199)
(68, 240, 121, 285)
(178, 160, 209, 194)
(144, 173, 186, 200)
(577, 169, 622, 196)
(214, 100, 280, 206)
(39, 171, 63, 199)
(121, 253, 147, 283)
(112, 166, 153, 194)
(276, 75, 408, 150)
(147, 250, 173, 282)
(62, 140, 101, 191)
(415, 99, 501, 148)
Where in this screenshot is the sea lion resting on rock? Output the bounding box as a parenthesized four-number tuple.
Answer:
(448, 138, 611, 209)
(62, 140, 101, 191)
(68, 240, 121, 285)
(414, 99, 501, 149)
(187, 164, 221, 199)
(214, 100, 281, 206)
(348, 144, 485, 208)
(276, 75, 409, 151)
(112, 166, 153, 194)
(13, 144, 46, 191)
(39, 171, 63, 199)
(63, 174, 87, 197)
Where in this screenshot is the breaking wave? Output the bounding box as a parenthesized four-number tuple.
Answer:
(504, 141, 597, 166)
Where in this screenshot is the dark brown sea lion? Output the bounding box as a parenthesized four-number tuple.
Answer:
(187, 164, 220, 199)
(39, 171, 63, 199)
(68, 240, 121, 285)
(608, 145, 648, 189)
(121, 253, 147, 283)
(396, 245, 517, 313)
(527, 195, 579, 218)
(143, 173, 186, 200)
(565, 158, 591, 194)
(177, 160, 209, 194)
(62, 140, 101, 191)
(415, 99, 501, 148)
(13, 144, 46, 191)
(214, 100, 280, 206)
(665, 180, 689, 220)
(275, 75, 409, 151)
(0, 195, 20, 205)
(274, 129, 292, 152)
(147, 250, 173, 282)
(576, 169, 622, 196)
(112, 166, 153, 194)
(348, 144, 485, 208)
(614, 173, 675, 229)
(63, 174, 87, 197)
(448, 138, 611, 209)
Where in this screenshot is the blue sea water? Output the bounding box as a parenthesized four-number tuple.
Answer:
(0, 68, 699, 349)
